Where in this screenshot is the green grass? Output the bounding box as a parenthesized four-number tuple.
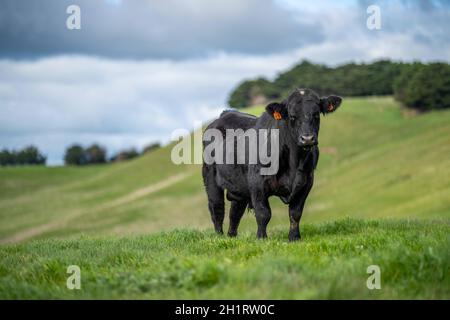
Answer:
(1, 219, 448, 299)
(0, 96, 449, 299)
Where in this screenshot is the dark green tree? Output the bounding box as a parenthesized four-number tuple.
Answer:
(395, 63, 450, 111)
(64, 144, 87, 165)
(393, 62, 424, 103)
(16, 146, 46, 165)
(110, 148, 139, 162)
(85, 144, 107, 164)
(143, 142, 161, 154)
(0, 149, 14, 166)
(228, 77, 276, 109)
(0, 146, 46, 166)
(227, 59, 450, 111)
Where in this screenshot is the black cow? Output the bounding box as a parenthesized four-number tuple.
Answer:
(202, 88, 342, 241)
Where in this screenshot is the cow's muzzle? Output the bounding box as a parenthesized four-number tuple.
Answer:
(299, 135, 317, 147)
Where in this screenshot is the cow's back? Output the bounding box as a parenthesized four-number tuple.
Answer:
(203, 110, 258, 200)
(206, 110, 257, 134)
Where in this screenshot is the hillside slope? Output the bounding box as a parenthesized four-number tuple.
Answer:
(0, 96, 449, 244)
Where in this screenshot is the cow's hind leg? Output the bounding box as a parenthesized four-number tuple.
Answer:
(203, 165, 225, 234)
(228, 200, 247, 237)
(207, 185, 225, 234)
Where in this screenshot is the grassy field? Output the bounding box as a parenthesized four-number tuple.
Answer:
(0, 96, 449, 299)
(1, 219, 448, 299)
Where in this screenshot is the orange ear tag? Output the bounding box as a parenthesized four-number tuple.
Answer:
(327, 104, 334, 112)
(273, 111, 282, 120)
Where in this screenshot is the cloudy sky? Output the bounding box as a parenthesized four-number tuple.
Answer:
(1, 0, 449, 164)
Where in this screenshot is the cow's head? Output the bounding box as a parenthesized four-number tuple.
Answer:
(266, 88, 342, 148)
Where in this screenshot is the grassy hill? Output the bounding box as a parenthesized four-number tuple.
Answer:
(0, 96, 449, 299)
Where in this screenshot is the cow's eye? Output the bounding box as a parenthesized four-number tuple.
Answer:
(314, 113, 320, 119)
(290, 116, 297, 122)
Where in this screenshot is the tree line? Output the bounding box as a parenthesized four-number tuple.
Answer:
(228, 60, 450, 111)
(64, 142, 160, 166)
(0, 146, 46, 166)
(0, 142, 160, 167)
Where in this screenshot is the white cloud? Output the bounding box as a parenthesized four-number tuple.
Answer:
(0, 53, 297, 165)
(1, 0, 450, 165)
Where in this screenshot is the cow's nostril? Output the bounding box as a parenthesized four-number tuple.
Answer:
(301, 135, 314, 144)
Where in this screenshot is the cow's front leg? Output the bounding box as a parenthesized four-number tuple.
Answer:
(251, 192, 271, 239)
(288, 201, 303, 241)
(228, 200, 247, 237)
(288, 177, 313, 241)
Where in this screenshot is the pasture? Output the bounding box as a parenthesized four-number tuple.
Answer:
(0, 96, 449, 299)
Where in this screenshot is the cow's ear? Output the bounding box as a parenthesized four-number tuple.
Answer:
(320, 95, 342, 114)
(266, 102, 287, 120)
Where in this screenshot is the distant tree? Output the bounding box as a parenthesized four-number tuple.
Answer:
(85, 144, 107, 164)
(365, 60, 405, 95)
(16, 146, 46, 165)
(64, 144, 87, 165)
(0, 149, 14, 166)
(394, 63, 450, 111)
(0, 146, 46, 166)
(143, 142, 161, 154)
(110, 148, 139, 162)
(228, 77, 277, 109)
(227, 59, 450, 111)
(228, 80, 258, 109)
(393, 62, 424, 103)
(272, 60, 330, 97)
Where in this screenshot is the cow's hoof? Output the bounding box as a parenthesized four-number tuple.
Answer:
(214, 224, 223, 234)
(227, 231, 237, 237)
(288, 232, 301, 242)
